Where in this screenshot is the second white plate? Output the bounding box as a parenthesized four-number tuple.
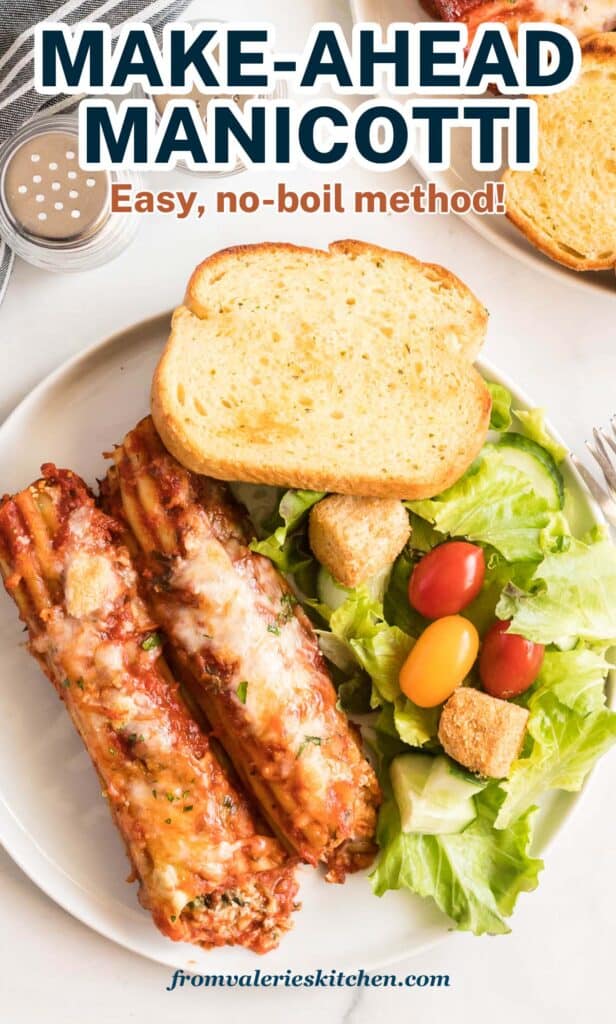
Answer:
(350, 0, 616, 295)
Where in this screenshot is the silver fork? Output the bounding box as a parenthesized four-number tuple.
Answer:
(570, 418, 616, 530)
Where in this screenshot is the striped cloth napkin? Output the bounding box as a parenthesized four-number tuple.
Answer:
(0, 0, 193, 305)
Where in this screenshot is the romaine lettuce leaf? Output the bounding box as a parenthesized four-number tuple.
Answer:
(326, 589, 438, 743)
(486, 380, 513, 432)
(336, 674, 373, 715)
(277, 488, 325, 532)
(514, 408, 568, 465)
(350, 627, 413, 704)
(496, 538, 616, 645)
(496, 691, 616, 828)
(462, 551, 537, 637)
(383, 545, 422, 636)
(249, 488, 324, 572)
(383, 520, 446, 636)
(384, 534, 439, 636)
(393, 696, 439, 748)
(407, 449, 553, 562)
(371, 704, 412, 761)
(371, 785, 543, 935)
(328, 586, 382, 644)
(315, 629, 356, 673)
(327, 589, 412, 703)
(538, 512, 571, 554)
(408, 513, 445, 554)
(531, 645, 612, 715)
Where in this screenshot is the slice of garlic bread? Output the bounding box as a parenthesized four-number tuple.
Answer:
(504, 32, 616, 272)
(151, 240, 491, 500)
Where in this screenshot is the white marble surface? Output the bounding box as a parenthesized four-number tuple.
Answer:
(0, 1, 614, 1021)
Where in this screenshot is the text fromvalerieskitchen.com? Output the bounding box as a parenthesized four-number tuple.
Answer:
(165, 968, 451, 990)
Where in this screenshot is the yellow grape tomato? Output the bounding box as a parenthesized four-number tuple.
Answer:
(399, 615, 479, 708)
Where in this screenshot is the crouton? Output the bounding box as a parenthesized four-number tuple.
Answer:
(438, 688, 529, 779)
(308, 495, 411, 587)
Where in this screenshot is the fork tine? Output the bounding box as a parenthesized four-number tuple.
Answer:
(571, 455, 616, 529)
(592, 428, 616, 466)
(587, 430, 616, 497)
(600, 427, 616, 459)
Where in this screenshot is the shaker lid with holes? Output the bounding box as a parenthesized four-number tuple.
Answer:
(0, 114, 140, 273)
(4, 132, 108, 242)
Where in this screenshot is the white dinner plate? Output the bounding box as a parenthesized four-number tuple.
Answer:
(350, 0, 616, 295)
(0, 312, 609, 972)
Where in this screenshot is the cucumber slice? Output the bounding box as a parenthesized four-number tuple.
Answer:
(391, 752, 434, 797)
(398, 800, 476, 836)
(492, 434, 564, 509)
(390, 753, 482, 835)
(423, 756, 486, 805)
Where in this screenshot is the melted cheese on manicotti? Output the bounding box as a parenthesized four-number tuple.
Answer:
(161, 510, 368, 837)
(107, 417, 380, 874)
(12, 497, 289, 922)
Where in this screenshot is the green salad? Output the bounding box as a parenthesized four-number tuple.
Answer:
(235, 382, 616, 936)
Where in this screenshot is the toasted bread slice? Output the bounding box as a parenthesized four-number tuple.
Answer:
(151, 240, 490, 500)
(504, 32, 616, 272)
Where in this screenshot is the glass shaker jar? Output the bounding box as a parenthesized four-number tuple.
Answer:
(0, 114, 141, 272)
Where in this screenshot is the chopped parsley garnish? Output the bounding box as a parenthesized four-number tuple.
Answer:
(265, 594, 299, 634)
(222, 795, 235, 812)
(152, 789, 157, 799)
(141, 632, 162, 651)
(237, 680, 248, 704)
(296, 735, 322, 758)
(166, 792, 175, 802)
(188, 894, 214, 911)
(183, 805, 193, 813)
(164, 817, 172, 825)
(170, 915, 177, 922)
(75, 678, 84, 690)
(62, 678, 70, 688)
(276, 593, 297, 625)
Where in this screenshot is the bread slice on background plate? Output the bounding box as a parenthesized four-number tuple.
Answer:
(504, 32, 616, 272)
(151, 240, 491, 500)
